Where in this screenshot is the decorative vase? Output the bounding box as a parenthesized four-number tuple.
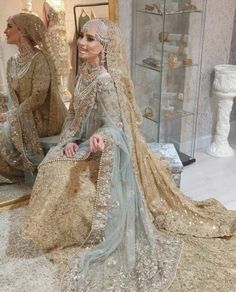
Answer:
(207, 64, 236, 157)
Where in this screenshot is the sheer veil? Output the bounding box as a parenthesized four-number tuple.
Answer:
(102, 20, 236, 238)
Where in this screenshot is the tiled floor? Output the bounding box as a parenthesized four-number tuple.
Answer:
(181, 122, 236, 210)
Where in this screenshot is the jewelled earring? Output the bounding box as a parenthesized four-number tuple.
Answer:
(100, 47, 106, 65)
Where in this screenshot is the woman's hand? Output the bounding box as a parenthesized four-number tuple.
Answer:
(63, 142, 79, 158)
(89, 134, 105, 152)
(0, 113, 6, 123)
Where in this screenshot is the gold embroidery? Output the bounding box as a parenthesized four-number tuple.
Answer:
(85, 135, 114, 245)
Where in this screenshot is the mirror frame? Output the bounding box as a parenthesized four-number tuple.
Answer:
(109, 0, 118, 22)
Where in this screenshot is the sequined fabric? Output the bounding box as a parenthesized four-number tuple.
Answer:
(167, 234, 236, 291)
(44, 0, 71, 76)
(0, 50, 66, 183)
(21, 156, 100, 250)
(21, 20, 236, 292)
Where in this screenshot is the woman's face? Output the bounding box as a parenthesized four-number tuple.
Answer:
(77, 25, 104, 64)
(4, 19, 22, 45)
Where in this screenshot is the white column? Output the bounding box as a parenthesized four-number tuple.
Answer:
(207, 64, 236, 157)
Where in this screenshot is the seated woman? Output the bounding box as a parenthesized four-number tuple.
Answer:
(22, 19, 236, 291)
(0, 12, 66, 183)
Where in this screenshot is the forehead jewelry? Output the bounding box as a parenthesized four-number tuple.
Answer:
(94, 33, 109, 46)
(82, 22, 109, 46)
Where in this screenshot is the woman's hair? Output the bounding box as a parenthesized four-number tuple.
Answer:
(10, 12, 46, 48)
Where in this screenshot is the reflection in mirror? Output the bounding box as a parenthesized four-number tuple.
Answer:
(0, 12, 67, 210)
(0, 0, 118, 211)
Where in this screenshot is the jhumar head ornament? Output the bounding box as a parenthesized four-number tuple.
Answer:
(82, 18, 109, 46)
(11, 12, 46, 48)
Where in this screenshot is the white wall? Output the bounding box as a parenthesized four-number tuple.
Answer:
(196, 0, 236, 149)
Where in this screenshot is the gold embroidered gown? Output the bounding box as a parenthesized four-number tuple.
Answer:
(44, 0, 71, 76)
(21, 20, 236, 291)
(0, 50, 66, 183)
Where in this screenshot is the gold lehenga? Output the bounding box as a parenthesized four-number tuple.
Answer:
(21, 20, 236, 291)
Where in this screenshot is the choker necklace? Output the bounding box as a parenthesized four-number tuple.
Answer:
(17, 39, 37, 64)
(9, 45, 38, 81)
(74, 63, 104, 98)
(16, 53, 35, 65)
(81, 63, 104, 85)
(17, 49, 36, 64)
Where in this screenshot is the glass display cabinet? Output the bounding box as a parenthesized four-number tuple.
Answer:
(132, 0, 207, 165)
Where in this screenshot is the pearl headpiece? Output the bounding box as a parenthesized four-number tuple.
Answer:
(82, 19, 109, 46)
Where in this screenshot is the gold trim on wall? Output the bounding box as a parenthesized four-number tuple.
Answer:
(109, 0, 118, 22)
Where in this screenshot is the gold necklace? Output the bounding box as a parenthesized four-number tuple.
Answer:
(9, 52, 38, 81)
(81, 64, 103, 85)
(17, 38, 36, 62)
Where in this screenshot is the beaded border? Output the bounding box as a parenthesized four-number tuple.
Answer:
(85, 134, 114, 245)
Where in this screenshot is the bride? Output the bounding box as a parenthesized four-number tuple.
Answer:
(22, 19, 236, 291)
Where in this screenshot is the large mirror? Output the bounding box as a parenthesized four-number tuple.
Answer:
(0, 0, 118, 211)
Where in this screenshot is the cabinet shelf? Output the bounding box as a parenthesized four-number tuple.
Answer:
(162, 110, 195, 120)
(144, 110, 194, 124)
(136, 61, 199, 73)
(137, 9, 203, 16)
